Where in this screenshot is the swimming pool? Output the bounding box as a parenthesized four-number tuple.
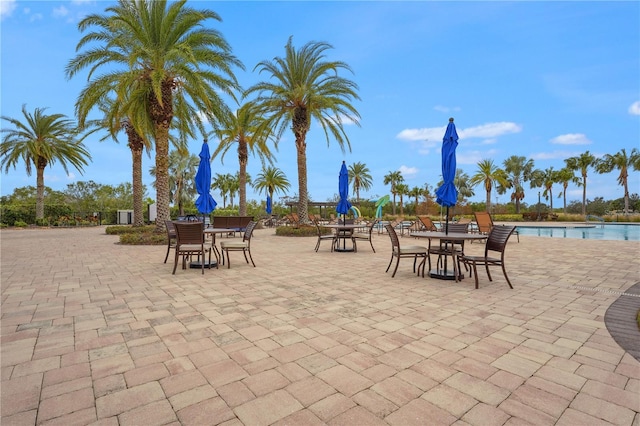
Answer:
(515, 224, 640, 241)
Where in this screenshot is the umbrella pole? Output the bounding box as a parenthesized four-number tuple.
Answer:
(445, 207, 450, 234)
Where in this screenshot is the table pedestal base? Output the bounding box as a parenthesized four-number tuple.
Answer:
(189, 260, 218, 269)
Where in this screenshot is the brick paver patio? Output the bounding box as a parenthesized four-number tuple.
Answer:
(1, 225, 639, 425)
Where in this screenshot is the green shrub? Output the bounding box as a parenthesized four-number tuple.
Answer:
(119, 231, 166, 245)
(14, 221, 28, 228)
(275, 225, 318, 237)
(105, 225, 155, 235)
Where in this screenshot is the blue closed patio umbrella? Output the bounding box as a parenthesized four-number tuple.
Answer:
(336, 161, 352, 222)
(435, 118, 459, 234)
(195, 139, 217, 220)
(266, 195, 272, 215)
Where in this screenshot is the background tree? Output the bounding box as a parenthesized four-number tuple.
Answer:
(348, 162, 373, 202)
(212, 173, 234, 208)
(530, 167, 558, 210)
(1, 105, 92, 220)
(211, 102, 275, 216)
(498, 155, 536, 213)
(247, 37, 361, 223)
(565, 151, 596, 216)
(396, 183, 409, 216)
(409, 186, 423, 213)
(469, 159, 508, 213)
(253, 166, 291, 211)
(67, 0, 243, 231)
(555, 167, 580, 213)
(383, 170, 404, 215)
(454, 169, 474, 203)
(596, 148, 640, 215)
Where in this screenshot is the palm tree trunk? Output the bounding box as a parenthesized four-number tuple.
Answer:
(296, 144, 309, 223)
(154, 125, 171, 231)
(36, 163, 46, 220)
(581, 177, 587, 216)
(485, 189, 491, 213)
(131, 144, 144, 226)
(238, 142, 248, 216)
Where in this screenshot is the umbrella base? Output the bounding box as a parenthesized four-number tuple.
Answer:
(429, 270, 461, 280)
(189, 260, 218, 269)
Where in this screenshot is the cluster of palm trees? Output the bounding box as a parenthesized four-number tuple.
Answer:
(1, 0, 360, 230)
(372, 149, 639, 217)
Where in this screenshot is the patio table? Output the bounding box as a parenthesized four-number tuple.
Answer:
(323, 223, 364, 252)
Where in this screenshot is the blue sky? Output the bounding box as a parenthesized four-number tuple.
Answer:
(2, 0, 639, 209)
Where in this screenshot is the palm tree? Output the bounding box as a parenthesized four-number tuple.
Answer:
(396, 183, 409, 216)
(246, 37, 361, 224)
(454, 169, 474, 203)
(253, 166, 291, 211)
(66, 0, 243, 231)
(409, 186, 423, 214)
(383, 170, 404, 215)
(348, 162, 373, 202)
(555, 167, 580, 214)
(212, 173, 234, 208)
(498, 155, 536, 213)
(530, 167, 558, 210)
(596, 148, 640, 215)
(565, 151, 596, 216)
(469, 159, 508, 212)
(1, 105, 92, 220)
(211, 102, 275, 216)
(149, 149, 199, 216)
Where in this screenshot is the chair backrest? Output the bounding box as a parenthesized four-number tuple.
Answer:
(485, 226, 516, 257)
(243, 221, 258, 242)
(367, 219, 379, 236)
(165, 220, 176, 237)
(174, 222, 205, 245)
(456, 217, 472, 225)
(444, 223, 469, 234)
(474, 211, 494, 234)
(385, 224, 400, 251)
(418, 216, 438, 231)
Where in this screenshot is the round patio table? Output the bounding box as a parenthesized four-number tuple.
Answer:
(322, 223, 365, 252)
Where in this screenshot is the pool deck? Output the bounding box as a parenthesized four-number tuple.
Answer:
(1, 225, 639, 425)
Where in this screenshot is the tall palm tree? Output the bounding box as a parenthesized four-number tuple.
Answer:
(565, 151, 596, 216)
(530, 167, 558, 210)
(149, 149, 199, 216)
(555, 167, 580, 214)
(246, 37, 361, 224)
(212, 173, 234, 208)
(396, 183, 409, 216)
(469, 159, 508, 212)
(383, 170, 404, 215)
(66, 0, 243, 231)
(596, 148, 640, 215)
(409, 186, 423, 214)
(348, 162, 373, 202)
(1, 105, 92, 220)
(253, 166, 291, 210)
(211, 102, 275, 216)
(454, 169, 474, 203)
(498, 155, 536, 213)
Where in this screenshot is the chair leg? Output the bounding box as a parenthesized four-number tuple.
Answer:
(172, 251, 179, 274)
(471, 262, 480, 289)
(243, 250, 249, 264)
(391, 256, 400, 278)
(502, 264, 513, 289)
(246, 250, 255, 267)
(164, 243, 171, 263)
(485, 264, 493, 282)
(201, 250, 205, 274)
(226, 251, 231, 269)
(385, 255, 394, 273)
(315, 238, 320, 252)
(369, 240, 375, 253)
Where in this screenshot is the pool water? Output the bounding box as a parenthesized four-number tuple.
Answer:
(515, 224, 640, 241)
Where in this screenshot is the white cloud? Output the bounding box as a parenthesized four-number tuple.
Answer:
(396, 121, 522, 143)
(398, 165, 419, 179)
(433, 105, 461, 113)
(531, 150, 581, 160)
(550, 133, 592, 145)
(458, 122, 522, 139)
(53, 5, 69, 18)
(0, 0, 17, 19)
(29, 13, 43, 22)
(457, 149, 500, 165)
(629, 101, 640, 115)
